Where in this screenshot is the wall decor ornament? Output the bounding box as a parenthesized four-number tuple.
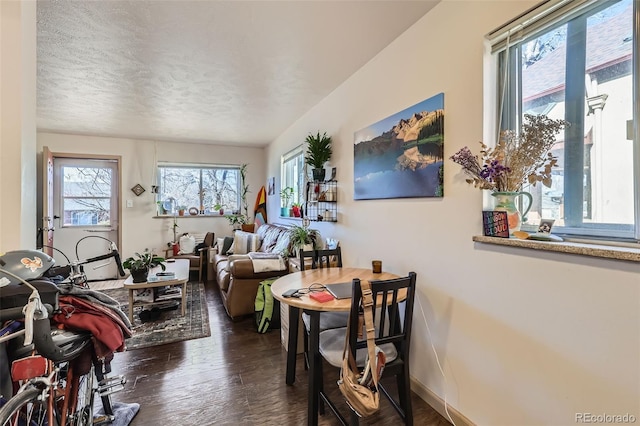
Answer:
(354, 92, 444, 200)
(131, 184, 145, 196)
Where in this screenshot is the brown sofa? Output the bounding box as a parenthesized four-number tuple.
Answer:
(212, 223, 294, 320)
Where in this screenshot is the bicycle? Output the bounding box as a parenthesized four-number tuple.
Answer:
(0, 243, 129, 426)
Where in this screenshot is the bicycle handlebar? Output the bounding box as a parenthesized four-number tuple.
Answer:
(41, 243, 126, 279)
(32, 317, 65, 362)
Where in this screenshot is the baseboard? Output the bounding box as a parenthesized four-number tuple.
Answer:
(410, 377, 475, 426)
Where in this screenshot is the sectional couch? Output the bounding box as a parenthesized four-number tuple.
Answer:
(212, 223, 294, 320)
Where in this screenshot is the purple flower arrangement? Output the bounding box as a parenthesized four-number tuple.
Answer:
(450, 114, 567, 192)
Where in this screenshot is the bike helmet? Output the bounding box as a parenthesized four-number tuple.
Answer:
(0, 250, 55, 284)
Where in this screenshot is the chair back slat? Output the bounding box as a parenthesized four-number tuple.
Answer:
(298, 248, 317, 271)
(351, 273, 417, 355)
(316, 247, 342, 269)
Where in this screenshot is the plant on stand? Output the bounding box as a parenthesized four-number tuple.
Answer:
(305, 131, 332, 182)
(239, 164, 254, 232)
(450, 114, 567, 233)
(123, 250, 166, 283)
(288, 224, 320, 254)
(280, 187, 294, 217)
(225, 212, 247, 231)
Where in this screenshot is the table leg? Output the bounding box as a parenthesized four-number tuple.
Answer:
(128, 289, 134, 322)
(307, 310, 320, 426)
(285, 306, 299, 385)
(180, 282, 187, 316)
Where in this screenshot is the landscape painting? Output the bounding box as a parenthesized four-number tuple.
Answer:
(354, 92, 444, 200)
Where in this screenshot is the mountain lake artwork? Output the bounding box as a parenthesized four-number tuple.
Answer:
(354, 92, 444, 200)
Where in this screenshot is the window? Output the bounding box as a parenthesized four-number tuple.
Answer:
(57, 160, 116, 227)
(281, 146, 305, 208)
(488, 0, 638, 241)
(157, 163, 240, 215)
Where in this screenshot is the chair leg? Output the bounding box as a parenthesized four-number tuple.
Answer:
(318, 359, 325, 415)
(397, 368, 413, 425)
(303, 325, 309, 371)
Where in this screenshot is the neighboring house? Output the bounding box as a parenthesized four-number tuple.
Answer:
(521, 2, 633, 224)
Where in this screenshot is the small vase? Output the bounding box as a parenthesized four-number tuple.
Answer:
(491, 191, 533, 234)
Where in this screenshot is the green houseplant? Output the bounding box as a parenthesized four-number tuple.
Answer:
(288, 224, 320, 254)
(305, 131, 332, 181)
(225, 212, 247, 230)
(280, 187, 294, 217)
(123, 250, 166, 283)
(239, 164, 254, 232)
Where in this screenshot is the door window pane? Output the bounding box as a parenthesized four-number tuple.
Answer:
(61, 166, 113, 226)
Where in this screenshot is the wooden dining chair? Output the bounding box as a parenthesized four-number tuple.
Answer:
(298, 248, 317, 271)
(301, 246, 347, 374)
(316, 272, 417, 425)
(316, 247, 343, 268)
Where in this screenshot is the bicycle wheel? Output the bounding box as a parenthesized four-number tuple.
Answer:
(0, 385, 57, 426)
(57, 361, 94, 426)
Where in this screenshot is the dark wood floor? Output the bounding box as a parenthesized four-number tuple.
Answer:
(110, 280, 451, 425)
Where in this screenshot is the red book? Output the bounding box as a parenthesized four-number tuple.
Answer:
(309, 291, 335, 303)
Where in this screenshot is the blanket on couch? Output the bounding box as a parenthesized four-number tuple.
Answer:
(248, 252, 287, 273)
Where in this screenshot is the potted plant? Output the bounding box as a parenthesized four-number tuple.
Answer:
(288, 224, 320, 253)
(239, 164, 254, 232)
(123, 250, 166, 283)
(291, 202, 302, 218)
(305, 131, 332, 182)
(225, 212, 247, 230)
(214, 203, 225, 215)
(177, 206, 187, 216)
(280, 187, 294, 217)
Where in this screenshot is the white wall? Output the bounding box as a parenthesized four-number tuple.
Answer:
(266, 1, 640, 424)
(0, 1, 37, 252)
(37, 133, 266, 259)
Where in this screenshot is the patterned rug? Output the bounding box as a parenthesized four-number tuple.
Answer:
(101, 282, 211, 350)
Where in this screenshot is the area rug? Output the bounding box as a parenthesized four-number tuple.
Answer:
(101, 282, 211, 350)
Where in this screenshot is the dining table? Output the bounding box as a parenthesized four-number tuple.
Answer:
(271, 267, 400, 426)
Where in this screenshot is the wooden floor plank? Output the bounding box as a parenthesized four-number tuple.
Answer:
(110, 281, 451, 425)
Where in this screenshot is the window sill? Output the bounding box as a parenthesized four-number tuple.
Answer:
(153, 215, 225, 219)
(472, 235, 640, 263)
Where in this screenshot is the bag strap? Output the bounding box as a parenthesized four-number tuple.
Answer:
(341, 280, 379, 391)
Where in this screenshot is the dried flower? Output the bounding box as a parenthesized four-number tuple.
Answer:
(450, 114, 568, 192)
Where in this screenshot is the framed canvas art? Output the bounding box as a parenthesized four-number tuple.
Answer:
(354, 92, 444, 200)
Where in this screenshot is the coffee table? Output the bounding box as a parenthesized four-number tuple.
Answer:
(123, 259, 189, 322)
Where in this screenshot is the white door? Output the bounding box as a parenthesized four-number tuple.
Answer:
(52, 157, 120, 281)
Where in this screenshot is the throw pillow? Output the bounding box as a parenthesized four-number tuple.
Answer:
(229, 231, 261, 255)
(179, 234, 196, 254)
(221, 236, 234, 255)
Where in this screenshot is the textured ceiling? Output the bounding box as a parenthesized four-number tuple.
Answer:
(36, 0, 439, 147)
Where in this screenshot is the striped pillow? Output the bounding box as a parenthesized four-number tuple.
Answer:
(229, 231, 261, 255)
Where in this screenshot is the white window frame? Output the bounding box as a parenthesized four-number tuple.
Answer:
(486, 0, 639, 242)
(54, 158, 118, 228)
(156, 163, 241, 215)
(281, 146, 306, 210)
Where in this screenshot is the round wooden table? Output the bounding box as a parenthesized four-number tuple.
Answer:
(272, 267, 400, 426)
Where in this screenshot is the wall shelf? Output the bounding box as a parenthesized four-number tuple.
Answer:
(305, 180, 337, 222)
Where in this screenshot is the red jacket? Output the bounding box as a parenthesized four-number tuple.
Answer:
(53, 295, 132, 357)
